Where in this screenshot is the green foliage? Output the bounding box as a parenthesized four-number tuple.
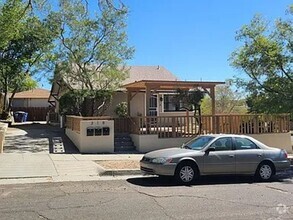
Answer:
(59, 90, 86, 115)
(115, 102, 128, 117)
(0, 0, 60, 112)
(174, 89, 205, 112)
(54, 0, 134, 116)
(200, 81, 248, 115)
(200, 96, 212, 115)
(230, 6, 293, 116)
(59, 89, 112, 116)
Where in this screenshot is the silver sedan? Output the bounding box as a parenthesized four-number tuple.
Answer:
(140, 134, 290, 184)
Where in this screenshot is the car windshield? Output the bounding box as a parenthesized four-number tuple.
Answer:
(182, 136, 215, 150)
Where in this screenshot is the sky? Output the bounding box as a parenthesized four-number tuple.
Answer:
(40, 0, 292, 89)
(122, 0, 292, 82)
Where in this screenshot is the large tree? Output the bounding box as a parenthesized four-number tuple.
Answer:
(230, 5, 293, 116)
(55, 0, 134, 116)
(201, 80, 247, 115)
(0, 0, 59, 116)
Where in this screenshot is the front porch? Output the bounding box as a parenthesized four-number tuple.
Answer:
(65, 114, 292, 153)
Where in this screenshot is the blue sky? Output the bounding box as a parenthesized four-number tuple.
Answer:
(123, 0, 292, 82)
(39, 0, 292, 89)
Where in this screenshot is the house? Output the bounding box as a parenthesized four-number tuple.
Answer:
(49, 65, 291, 153)
(9, 88, 50, 121)
(11, 88, 50, 108)
(49, 65, 222, 117)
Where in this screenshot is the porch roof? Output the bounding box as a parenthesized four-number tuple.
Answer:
(123, 80, 225, 91)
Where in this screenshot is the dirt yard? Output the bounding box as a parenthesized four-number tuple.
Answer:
(95, 160, 140, 170)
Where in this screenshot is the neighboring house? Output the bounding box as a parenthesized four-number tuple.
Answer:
(9, 88, 50, 121)
(49, 65, 223, 117)
(10, 88, 50, 108)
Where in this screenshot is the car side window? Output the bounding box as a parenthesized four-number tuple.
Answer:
(235, 137, 259, 150)
(209, 137, 233, 151)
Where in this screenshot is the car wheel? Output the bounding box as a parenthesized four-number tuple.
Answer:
(256, 162, 274, 181)
(175, 162, 198, 185)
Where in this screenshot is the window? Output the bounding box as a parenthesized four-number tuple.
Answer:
(163, 95, 184, 112)
(184, 136, 215, 150)
(234, 137, 259, 150)
(210, 137, 233, 151)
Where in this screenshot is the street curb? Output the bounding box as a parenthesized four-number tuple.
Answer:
(100, 169, 141, 176)
(0, 176, 52, 180)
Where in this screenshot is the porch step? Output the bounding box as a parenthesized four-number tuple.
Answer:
(115, 140, 133, 146)
(114, 133, 136, 152)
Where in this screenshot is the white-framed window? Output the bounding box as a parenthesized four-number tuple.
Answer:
(163, 94, 185, 112)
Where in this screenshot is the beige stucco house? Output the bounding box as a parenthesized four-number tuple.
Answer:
(49, 65, 223, 118)
(49, 65, 291, 153)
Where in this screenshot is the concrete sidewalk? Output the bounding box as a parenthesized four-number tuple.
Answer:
(0, 153, 143, 185)
(0, 152, 292, 185)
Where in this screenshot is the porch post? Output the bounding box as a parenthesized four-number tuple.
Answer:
(210, 86, 216, 133)
(127, 90, 131, 116)
(210, 86, 215, 116)
(145, 85, 151, 116)
(145, 85, 151, 134)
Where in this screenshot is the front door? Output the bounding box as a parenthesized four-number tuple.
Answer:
(203, 137, 235, 174)
(149, 94, 158, 116)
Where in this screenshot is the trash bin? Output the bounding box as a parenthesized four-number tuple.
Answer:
(13, 111, 28, 122)
(23, 112, 28, 122)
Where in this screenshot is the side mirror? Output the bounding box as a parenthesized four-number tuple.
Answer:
(206, 147, 215, 154)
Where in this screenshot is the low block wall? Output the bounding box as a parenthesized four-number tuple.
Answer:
(248, 133, 292, 153)
(130, 134, 190, 153)
(131, 132, 292, 153)
(66, 120, 114, 153)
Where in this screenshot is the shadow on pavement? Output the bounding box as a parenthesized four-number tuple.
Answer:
(4, 122, 80, 154)
(127, 173, 292, 187)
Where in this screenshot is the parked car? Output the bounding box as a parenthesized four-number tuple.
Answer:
(140, 134, 290, 184)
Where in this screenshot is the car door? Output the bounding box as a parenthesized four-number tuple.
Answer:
(203, 137, 235, 175)
(233, 137, 264, 174)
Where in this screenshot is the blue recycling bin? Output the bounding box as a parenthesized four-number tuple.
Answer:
(14, 111, 28, 122)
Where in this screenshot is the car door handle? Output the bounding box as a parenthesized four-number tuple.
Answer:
(229, 155, 234, 158)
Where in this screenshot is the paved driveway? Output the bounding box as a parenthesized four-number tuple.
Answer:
(3, 122, 79, 154)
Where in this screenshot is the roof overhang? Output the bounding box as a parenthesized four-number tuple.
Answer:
(123, 80, 225, 91)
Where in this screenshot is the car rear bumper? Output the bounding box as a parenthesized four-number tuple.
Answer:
(274, 160, 291, 172)
(140, 161, 176, 176)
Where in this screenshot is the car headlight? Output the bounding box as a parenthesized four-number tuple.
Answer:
(151, 157, 172, 164)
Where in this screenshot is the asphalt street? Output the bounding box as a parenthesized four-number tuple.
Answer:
(0, 173, 292, 220)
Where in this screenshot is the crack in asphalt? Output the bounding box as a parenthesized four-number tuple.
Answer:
(36, 212, 51, 220)
(130, 187, 279, 210)
(152, 197, 178, 220)
(260, 185, 293, 195)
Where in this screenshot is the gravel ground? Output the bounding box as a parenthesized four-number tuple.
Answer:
(95, 160, 140, 170)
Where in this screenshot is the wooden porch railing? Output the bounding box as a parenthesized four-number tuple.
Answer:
(131, 114, 290, 138)
(66, 114, 290, 138)
(66, 116, 138, 134)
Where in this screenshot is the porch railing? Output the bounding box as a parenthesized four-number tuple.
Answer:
(132, 114, 290, 138)
(66, 114, 290, 138)
(65, 116, 136, 134)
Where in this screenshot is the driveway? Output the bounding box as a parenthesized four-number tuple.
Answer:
(3, 122, 79, 154)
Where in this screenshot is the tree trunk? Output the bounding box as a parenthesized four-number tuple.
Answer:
(8, 90, 17, 112)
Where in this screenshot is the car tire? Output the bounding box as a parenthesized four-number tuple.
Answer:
(256, 162, 274, 181)
(175, 162, 198, 185)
